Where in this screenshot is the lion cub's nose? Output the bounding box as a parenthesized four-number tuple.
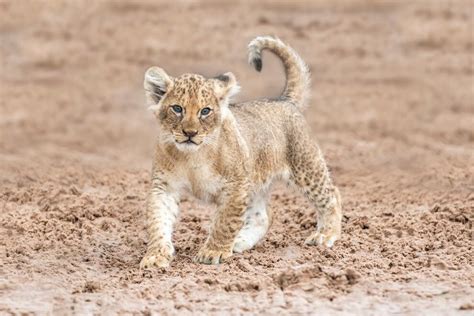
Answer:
(183, 129, 198, 138)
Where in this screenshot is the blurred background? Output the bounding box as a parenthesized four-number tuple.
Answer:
(1, 0, 472, 314)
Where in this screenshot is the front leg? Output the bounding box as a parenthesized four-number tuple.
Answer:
(194, 181, 248, 264)
(140, 179, 179, 269)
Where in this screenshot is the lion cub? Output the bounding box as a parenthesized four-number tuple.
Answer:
(140, 36, 342, 268)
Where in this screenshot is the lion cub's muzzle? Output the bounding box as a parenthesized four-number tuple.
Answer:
(180, 129, 200, 144)
(175, 128, 203, 149)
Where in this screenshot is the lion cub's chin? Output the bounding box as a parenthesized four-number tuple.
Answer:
(175, 141, 201, 152)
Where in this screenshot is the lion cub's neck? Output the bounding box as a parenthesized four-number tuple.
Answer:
(171, 149, 223, 202)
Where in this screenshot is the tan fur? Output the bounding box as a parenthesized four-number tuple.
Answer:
(140, 36, 342, 268)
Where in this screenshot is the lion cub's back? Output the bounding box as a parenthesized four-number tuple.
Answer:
(230, 100, 302, 182)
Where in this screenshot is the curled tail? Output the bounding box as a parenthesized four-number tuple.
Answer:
(248, 36, 311, 109)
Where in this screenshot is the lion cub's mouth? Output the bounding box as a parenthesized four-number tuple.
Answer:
(177, 138, 200, 145)
(175, 137, 202, 151)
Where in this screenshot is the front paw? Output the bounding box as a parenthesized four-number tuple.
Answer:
(305, 229, 340, 248)
(140, 246, 173, 269)
(194, 246, 232, 265)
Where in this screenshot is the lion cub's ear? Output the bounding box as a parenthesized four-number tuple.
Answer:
(213, 72, 240, 103)
(144, 67, 173, 109)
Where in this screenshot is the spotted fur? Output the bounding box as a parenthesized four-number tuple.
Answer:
(140, 36, 342, 268)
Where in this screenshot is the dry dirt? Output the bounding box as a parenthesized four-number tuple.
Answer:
(1, 0, 473, 315)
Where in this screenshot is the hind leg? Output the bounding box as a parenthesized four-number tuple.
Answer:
(289, 142, 342, 248)
(233, 192, 271, 253)
(304, 186, 341, 247)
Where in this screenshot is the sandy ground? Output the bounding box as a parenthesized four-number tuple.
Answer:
(1, 0, 473, 314)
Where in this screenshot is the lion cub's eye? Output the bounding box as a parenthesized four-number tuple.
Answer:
(200, 107, 212, 116)
(171, 105, 183, 114)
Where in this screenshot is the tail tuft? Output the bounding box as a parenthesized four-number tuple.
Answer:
(248, 45, 263, 72)
(247, 36, 311, 109)
(252, 57, 262, 72)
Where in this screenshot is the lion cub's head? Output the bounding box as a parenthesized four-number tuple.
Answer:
(144, 67, 239, 151)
